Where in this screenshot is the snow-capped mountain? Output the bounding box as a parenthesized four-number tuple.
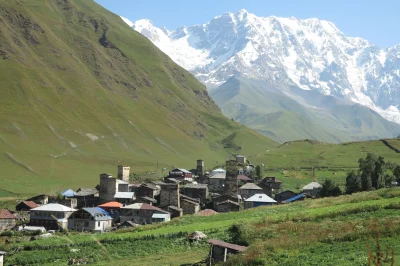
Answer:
(126, 10, 400, 124)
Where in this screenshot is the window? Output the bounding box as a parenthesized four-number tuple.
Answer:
(98, 222, 100, 227)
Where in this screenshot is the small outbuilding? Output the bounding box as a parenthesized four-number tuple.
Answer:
(238, 183, 263, 200)
(216, 200, 240, 213)
(275, 190, 297, 203)
(15, 201, 39, 212)
(303, 182, 323, 198)
(207, 239, 247, 264)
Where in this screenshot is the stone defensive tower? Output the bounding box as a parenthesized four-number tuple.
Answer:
(224, 160, 238, 196)
(117, 165, 130, 183)
(197, 159, 205, 183)
(159, 183, 180, 208)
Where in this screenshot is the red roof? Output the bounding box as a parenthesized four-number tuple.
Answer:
(237, 175, 252, 181)
(98, 201, 123, 208)
(208, 239, 247, 252)
(197, 209, 218, 216)
(23, 201, 39, 209)
(0, 209, 16, 219)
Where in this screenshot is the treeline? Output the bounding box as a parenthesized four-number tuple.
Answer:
(345, 153, 400, 194)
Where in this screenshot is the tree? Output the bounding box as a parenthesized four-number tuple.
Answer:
(345, 170, 362, 194)
(393, 165, 400, 185)
(255, 165, 263, 180)
(321, 179, 342, 197)
(371, 156, 386, 189)
(359, 153, 378, 191)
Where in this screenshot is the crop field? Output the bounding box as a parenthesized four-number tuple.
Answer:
(1, 188, 400, 265)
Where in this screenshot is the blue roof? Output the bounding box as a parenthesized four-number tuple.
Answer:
(83, 207, 111, 221)
(61, 189, 76, 197)
(284, 194, 305, 203)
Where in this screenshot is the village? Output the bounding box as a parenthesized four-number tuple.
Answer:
(0, 156, 324, 264)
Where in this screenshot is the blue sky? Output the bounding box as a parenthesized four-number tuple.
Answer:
(95, 0, 399, 48)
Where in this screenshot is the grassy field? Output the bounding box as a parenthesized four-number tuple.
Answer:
(1, 188, 400, 265)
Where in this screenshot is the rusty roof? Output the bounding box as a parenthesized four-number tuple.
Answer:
(237, 175, 252, 181)
(208, 239, 247, 252)
(0, 209, 16, 219)
(98, 201, 123, 208)
(22, 201, 39, 209)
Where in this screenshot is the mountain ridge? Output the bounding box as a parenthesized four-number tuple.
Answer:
(130, 9, 400, 125)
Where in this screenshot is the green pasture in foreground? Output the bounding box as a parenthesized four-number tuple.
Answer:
(1, 188, 400, 265)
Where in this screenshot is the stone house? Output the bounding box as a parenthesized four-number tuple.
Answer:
(212, 194, 239, 210)
(237, 175, 252, 184)
(29, 203, 76, 230)
(135, 196, 157, 205)
(75, 188, 99, 208)
(208, 172, 225, 193)
(114, 192, 135, 205)
(68, 207, 112, 232)
(120, 203, 170, 224)
(159, 183, 180, 208)
(180, 198, 200, 215)
(0, 209, 16, 230)
(275, 190, 297, 203)
(238, 183, 263, 200)
(16, 201, 38, 212)
(26, 194, 49, 205)
(136, 183, 161, 199)
(181, 183, 209, 203)
(258, 177, 283, 196)
(236, 155, 247, 165)
(168, 205, 183, 218)
(303, 182, 323, 198)
(207, 239, 247, 264)
(99, 170, 131, 203)
(215, 200, 240, 213)
(244, 194, 277, 209)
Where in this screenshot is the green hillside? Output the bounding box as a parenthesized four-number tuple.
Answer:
(0, 0, 278, 196)
(2, 188, 400, 265)
(211, 76, 400, 143)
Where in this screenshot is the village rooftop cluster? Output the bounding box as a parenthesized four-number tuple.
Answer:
(0, 155, 323, 235)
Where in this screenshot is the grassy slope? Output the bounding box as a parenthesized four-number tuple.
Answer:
(2, 188, 400, 265)
(211, 76, 400, 143)
(0, 0, 278, 196)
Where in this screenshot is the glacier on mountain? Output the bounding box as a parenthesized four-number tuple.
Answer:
(123, 10, 400, 124)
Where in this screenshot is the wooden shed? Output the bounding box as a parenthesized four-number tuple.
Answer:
(207, 239, 247, 264)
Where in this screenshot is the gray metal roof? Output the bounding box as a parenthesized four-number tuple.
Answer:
(239, 183, 262, 190)
(303, 182, 322, 190)
(245, 193, 277, 203)
(152, 213, 170, 219)
(31, 203, 76, 212)
(114, 192, 135, 199)
(183, 183, 208, 189)
(75, 188, 98, 197)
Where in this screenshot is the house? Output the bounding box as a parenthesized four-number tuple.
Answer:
(237, 175, 252, 183)
(98, 201, 122, 219)
(180, 197, 200, 215)
(236, 155, 247, 165)
(26, 194, 49, 205)
(238, 183, 263, 200)
(181, 183, 209, 203)
(0, 251, 6, 266)
(29, 203, 76, 230)
(136, 183, 161, 199)
(196, 209, 218, 217)
(135, 196, 157, 205)
(68, 207, 112, 232)
(61, 189, 76, 198)
(168, 168, 193, 182)
(275, 190, 297, 203)
(113, 192, 135, 204)
(117, 221, 140, 230)
(164, 178, 181, 184)
(119, 203, 170, 224)
(159, 183, 180, 208)
(207, 239, 247, 264)
(216, 200, 240, 213)
(75, 188, 99, 208)
(303, 182, 323, 198)
(258, 177, 283, 196)
(212, 194, 239, 210)
(168, 205, 183, 218)
(15, 201, 38, 212)
(0, 209, 16, 230)
(99, 173, 130, 203)
(244, 194, 277, 209)
(211, 168, 226, 176)
(208, 173, 225, 193)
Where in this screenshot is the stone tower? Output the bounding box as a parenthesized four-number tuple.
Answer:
(117, 165, 130, 183)
(224, 160, 238, 196)
(197, 159, 205, 183)
(159, 183, 180, 208)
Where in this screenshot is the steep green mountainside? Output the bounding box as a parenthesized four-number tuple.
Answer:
(211, 76, 400, 143)
(0, 0, 278, 195)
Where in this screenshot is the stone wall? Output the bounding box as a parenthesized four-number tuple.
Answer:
(159, 183, 180, 208)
